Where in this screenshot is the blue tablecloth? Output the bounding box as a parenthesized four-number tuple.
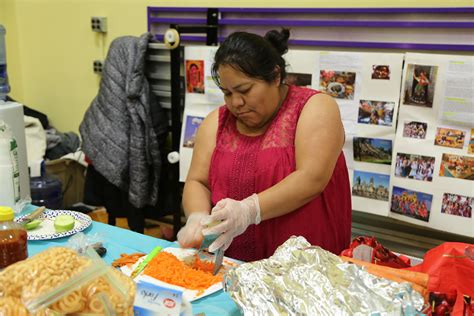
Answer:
(21, 205, 241, 316)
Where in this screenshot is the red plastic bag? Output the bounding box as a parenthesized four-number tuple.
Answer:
(407, 242, 474, 315)
(340, 236, 411, 268)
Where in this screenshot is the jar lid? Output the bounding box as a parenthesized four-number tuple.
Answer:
(0, 206, 14, 221)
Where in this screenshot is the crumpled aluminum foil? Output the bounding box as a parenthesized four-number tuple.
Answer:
(224, 236, 425, 315)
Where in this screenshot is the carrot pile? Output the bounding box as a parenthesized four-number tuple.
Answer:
(191, 255, 215, 273)
(111, 253, 145, 268)
(341, 256, 429, 300)
(144, 252, 222, 295)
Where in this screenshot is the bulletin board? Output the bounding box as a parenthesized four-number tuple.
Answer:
(151, 7, 474, 239)
(390, 53, 473, 237)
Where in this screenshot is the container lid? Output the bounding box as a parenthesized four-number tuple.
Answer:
(0, 206, 14, 221)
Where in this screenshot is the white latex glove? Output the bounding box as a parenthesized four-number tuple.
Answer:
(202, 194, 261, 253)
(177, 212, 208, 249)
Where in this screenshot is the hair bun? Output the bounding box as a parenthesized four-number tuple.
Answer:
(264, 29, 290, 56)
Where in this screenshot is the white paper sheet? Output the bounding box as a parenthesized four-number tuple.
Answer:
(313, 51, 404, 217)
(439, 58, 474, 125)
(390, 53, 474, 237)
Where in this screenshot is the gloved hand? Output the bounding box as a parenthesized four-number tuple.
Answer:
(177, 212, 208, 249)
(202, 194, 261, 253)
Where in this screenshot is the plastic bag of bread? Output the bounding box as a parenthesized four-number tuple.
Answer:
(0, 247, 136, 315)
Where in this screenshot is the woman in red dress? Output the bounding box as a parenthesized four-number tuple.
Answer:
(177, 29, 351, 262)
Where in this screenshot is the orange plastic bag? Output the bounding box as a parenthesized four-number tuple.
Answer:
(406, 242, 474, 315)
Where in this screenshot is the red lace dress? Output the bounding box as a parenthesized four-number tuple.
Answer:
(209, 85, 352, 262)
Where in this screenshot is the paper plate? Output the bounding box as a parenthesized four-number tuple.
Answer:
(121, 247, 239, 302)
(15, 210, 92, 240)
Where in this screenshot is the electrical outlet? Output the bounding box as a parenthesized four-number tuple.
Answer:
(93, 60, 104, 74)
(91, 17, 107, 33)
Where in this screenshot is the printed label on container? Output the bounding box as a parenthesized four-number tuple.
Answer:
(9, 138, 20, 202)
(134, 280, 183, 316)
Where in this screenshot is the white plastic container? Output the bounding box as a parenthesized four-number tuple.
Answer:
(0, 132, 20, 208)
(0, 104, 30, 201)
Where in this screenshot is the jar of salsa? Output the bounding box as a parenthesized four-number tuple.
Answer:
(0, 206, 28, 269)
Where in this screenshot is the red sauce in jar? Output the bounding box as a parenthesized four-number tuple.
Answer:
(0, 229, 28, 269)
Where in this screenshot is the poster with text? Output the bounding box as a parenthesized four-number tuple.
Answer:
(313, 51, 404, 217)
(390, 53, 474, 237)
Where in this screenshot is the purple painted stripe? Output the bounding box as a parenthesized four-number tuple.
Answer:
(149, 7, 209, 13)
(147, 6, 474, 14)
(287, 39, 474, 51)
(218, 7, 474, 14)
(219, 18, 474, 28)
(155, 34, 474, 51)
(149, 17, 207, 24)
(155, 34, 206, 42)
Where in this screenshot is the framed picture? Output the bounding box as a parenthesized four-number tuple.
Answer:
(441, 193, 472, 218)
(358, 99, 395, 126)
(352, 170, 390, 201)
(403, 121, 427, 139)
(285, 72, 312, 87)
(439, 154, 474, 181)
(353, 137, 392, 165)
(319, 70, 356, 100)
(403, 64, 438, 107)
(371, 65, 390, 80)
(183, 115, 204, 148)
(186, 60, 205, 94)
(390, 186, 433, 222)
(434, 127, 465, 149)
(394, 153, 435, 182)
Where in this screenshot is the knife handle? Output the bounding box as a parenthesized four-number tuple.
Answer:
(25, 206, 46, 220)
(131, 246, 162, 279)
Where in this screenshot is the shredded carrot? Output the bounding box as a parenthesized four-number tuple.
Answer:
(143, 252, 222, 295)
(191, 255, 215, 273)
(111, 253, 145, 268)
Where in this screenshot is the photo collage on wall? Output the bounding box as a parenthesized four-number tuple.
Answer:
(178, 47, 473, 237)
(313, 52, 404, 217)
(389, 53, 473, 237)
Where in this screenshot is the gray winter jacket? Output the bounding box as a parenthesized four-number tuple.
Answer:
(80, 33, 167, 208)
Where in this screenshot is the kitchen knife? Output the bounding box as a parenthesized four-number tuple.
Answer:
(19, 206, 45, 226)
(212, 247, 224, 275)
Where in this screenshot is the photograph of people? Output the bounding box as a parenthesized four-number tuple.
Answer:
(358, 99, 394, 126)
(319, 70, 356, 100)
(371, 65, 390, 80)
(390, 186, 432, 222)
(394, 153, 435, 182)
(403, 64, 437, 107)
(441, 193, 472, 218)
(434, 127, 466, 149)
(186, 60, 205, 93)
(177, 29, 351, 262)
(403, 121, 427, 139)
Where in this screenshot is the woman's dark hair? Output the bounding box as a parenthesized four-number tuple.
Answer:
(211, 29, 290, 87)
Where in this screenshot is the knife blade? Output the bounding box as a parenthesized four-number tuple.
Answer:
(130, 246, 163, 279)
(197, 233, 218, 257)
(19, 206, 45, 226)
(212, 247, 224, 275)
